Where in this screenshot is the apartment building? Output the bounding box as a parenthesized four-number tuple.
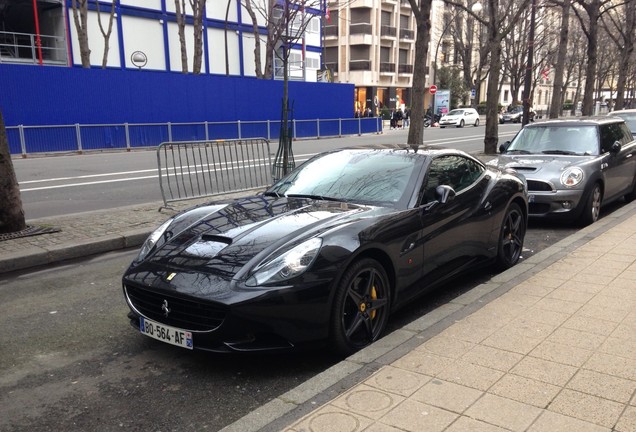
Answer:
(323, 0, 419, 116)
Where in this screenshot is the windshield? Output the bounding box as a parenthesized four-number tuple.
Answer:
(267, 150, 420, 205)
(447, 110, 464, 116)
(506, 125, 599, 156)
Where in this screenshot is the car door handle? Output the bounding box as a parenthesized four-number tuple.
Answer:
(626, 153, 633, 158)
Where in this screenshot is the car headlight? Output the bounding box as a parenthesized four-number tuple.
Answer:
(134, 218, 174, 263)
(560, 167, 584, 188)
(246, 238, 322, 286)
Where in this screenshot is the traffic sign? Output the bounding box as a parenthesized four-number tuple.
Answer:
(430, 85, 437, 94)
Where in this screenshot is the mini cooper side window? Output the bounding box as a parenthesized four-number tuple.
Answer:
(600, 123, 628, 153)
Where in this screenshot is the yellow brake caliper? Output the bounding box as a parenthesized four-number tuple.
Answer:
(369, 286, 377, 320)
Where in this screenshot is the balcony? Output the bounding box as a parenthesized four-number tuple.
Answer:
(325, 62, 338, 73)
(324, 25, 338, 37)
(400, 29, 414, 40)
(350, 23, 373, 35)
(380, 25, 397, 38)
(0, 31, 67, 65)
(398, 64, 413, 74)
(349, 60, 371, 71)
(380, 62, 395, 74)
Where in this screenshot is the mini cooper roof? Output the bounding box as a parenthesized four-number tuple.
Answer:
(526, 116, 626, 128)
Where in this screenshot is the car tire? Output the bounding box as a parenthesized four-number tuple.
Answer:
(474, 119, 480, 127)
(495, 203, 525, 270)
(580, 183, 602, 226)
(440, 126, 445, 129)
(330, 258, 391, 356)
(458, 120, 465, 128)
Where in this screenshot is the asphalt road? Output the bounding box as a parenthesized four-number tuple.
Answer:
(14, 124, 523, 219)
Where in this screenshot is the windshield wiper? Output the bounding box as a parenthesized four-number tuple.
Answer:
(505, 149, 532, 154)
(285, 193, 341, 202)
(542, 150, 578, 155)
(263, 191, 282, 197)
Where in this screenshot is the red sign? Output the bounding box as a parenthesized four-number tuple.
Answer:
(430, 85, 437, 94)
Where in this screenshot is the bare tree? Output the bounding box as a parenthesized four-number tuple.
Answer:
(175, 0, 189, 73)
(191, 0, 206, 74)
(95, 0, 117, 69)
(0, 111, 26, 234)
(445, 0, 532, 154)
(242, 0, 319, 79)
(601, 0, 635, 110)
(70, 0, 90, 68)
(547, 0, 571, 118)
(405, 0, 433, 147)
(571, 0, 622, 115)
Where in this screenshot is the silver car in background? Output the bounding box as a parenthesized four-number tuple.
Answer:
(488, 117, 636, 226)
(609, 109, 636, 135)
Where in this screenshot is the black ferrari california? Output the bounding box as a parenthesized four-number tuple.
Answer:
(123, 146, 528, 355)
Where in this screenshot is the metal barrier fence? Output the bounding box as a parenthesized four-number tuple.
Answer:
(6, 117, 383, 156)
(157, 138, 272, 209)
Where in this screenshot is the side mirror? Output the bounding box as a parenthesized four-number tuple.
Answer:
(435, 185, 456, 204)
(611, 140, 622, 154)
(499, 141, 511, 153)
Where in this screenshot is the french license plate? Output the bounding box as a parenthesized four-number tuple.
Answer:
(528, 194, 535, 203)
(140, 317, 193, 349)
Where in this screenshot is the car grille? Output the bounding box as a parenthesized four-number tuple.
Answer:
(125, 284, 226, 331)
(526, 180, 554, 192)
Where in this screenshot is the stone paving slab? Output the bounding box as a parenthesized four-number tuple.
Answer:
(220, 201, 636, 432)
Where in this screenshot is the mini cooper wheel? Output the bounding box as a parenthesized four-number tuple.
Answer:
(580, 183, 602, 226)
(496, 203, 525, 270)
(331, 258, 391, 355)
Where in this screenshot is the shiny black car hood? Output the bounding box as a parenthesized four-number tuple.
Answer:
(144, 196, 393, 278)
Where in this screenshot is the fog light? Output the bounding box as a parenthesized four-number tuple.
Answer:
(561, 201, 573, 209)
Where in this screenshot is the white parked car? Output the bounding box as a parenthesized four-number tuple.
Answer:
(439, 108, 480, 128)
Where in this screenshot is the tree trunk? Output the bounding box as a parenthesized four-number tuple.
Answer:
(71, 0, 91, 68)
(484, 35, 502, 154)
(549, 0, 570, 118)
(614, 0, 635, 110)
(406, 0, 433, 148)
(175, 0, 188, 73)
(191, 0, 205, 74)
(96, 0, 117, 69)
(580, 0, 600, 116)
(243, 0, 264, 78)
(0, 111, 26, 234)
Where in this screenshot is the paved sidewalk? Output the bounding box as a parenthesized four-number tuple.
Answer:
(0, 194, 244, 274)
(2, 197, 635, 432)
(221, 202, 636, 432)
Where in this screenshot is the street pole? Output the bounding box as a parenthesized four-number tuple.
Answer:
(522, 0, 536, 126)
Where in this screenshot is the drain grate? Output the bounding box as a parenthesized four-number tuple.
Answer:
(0, 225, 61, 242)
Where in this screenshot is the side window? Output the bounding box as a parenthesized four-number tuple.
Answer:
(421, 156, 484, 203)
(619, 123, 633, 144)
(600, 124, 627, 153)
